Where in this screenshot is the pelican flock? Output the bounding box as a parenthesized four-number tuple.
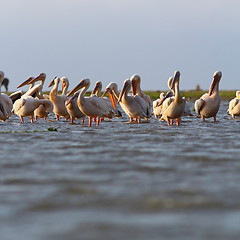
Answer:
(1, 69, 239, 126)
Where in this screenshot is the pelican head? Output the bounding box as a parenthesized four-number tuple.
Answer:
(236, 91, 240, 99)
(157, 91, 174, 107)
(102, 82, 117, 97)
(65, 92, 79, 106)
(31, 73, 46, 83)
(60, 76, 69, 93)
(170, 71, 181, 89)
(92, 81, 102, 96)
(102, 82, 118, 96)
(67, 78, 90, 97)
(130, 74, 141, 95)
(209, 71, 222, 96)
(48, 76, 59, 87)
(17, 76, 34, 88)
(118, 79, 131, 102)
(100, 82, 117, 109)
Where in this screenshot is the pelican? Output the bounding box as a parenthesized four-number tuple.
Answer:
(65, 92, 85, 123)
(153, 92, 172, 118)
(118, 79, 149, 123)
(67, 79, 116, 126)
(102, 82, 120, 100)
(91, 81, 121, 119)
(48, 76, 70, 121)
(228, 91, 240, 119)
(102, 82, 123, 116)
(27, 73, 53, 120)
(195, 71, 222, 121)
(61, 77, 85, 123)
(161, 71, 185, 125)
(0, 71, 13, 121)
(130, 74, 152, 119)
(167, 76, 192, 116)
(13, 76, 52, 123)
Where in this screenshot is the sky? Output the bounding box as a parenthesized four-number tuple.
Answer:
(1, 0, 240, 92)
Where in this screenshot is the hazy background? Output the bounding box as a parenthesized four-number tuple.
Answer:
(1, 0, 240, 92)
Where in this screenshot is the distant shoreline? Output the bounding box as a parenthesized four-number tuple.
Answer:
(143, 90, 237, 101)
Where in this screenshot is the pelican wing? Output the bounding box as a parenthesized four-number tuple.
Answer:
(9, 91, 24, 103)
(194, 99, 205, 115)
(144, 94, 152, 107)
(134, 95, 149, 115)
(39, 99, 54, 112)
(0, 102, 5, 115)
(89, 96, 112, 112)
(13, 98, 26, 113)
(228, 98, 239, 112)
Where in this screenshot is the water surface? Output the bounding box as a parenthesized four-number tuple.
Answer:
(1, 101, 240, 240)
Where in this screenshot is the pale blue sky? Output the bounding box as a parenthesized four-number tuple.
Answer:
(1, 0, 240, 91)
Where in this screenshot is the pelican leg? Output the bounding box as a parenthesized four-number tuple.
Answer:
(213, 116, 217, 121)
(89, 117, 92, 127)
(96, 117, 101, 126)
(129, 117, 133, 123)
(71, 117, 74, 124)
(202, 116, 205, 121)
(20, 116, 24, 123)
(137, 117, 141, 124)
(171, 119, 174, 125)
(30, 116, 34, 123)
(176, 118, 181, 126)
(56, 115, 60, 121)
(82, 118, 85, 124)
(167, 117, 171, 125)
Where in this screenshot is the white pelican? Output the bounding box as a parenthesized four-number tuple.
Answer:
(102, 82, 120, 99)
(195, 71, 222, 121)
(161, 71, 185, 125)
(48, 76, 70, 121)
(0, 71, 13, 121)
(228, 91, 240, 119)
(27, 73, 53, 120)
(167, 76, 192, 116)
(91, 81, 121, 119)
(67, 79, 115, 126)
(130, 74, 152, 119)
(153, 92, 171, 118)
(61, 76, 85, 123)
(118, 79, 149, 123)
(65, 92, 85, 124)
(13, 76, 52, 123)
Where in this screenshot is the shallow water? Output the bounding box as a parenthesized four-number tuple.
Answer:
(1, 101, 240, 240)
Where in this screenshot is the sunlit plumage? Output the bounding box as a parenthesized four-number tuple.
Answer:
(228, 91, 240, 119)
(195, 71, 222, 121)
(67, 79, 115, 126)
(0, 71, 13, 121)
(161, 71, 185, 125)
(48, 76, 70, 121)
